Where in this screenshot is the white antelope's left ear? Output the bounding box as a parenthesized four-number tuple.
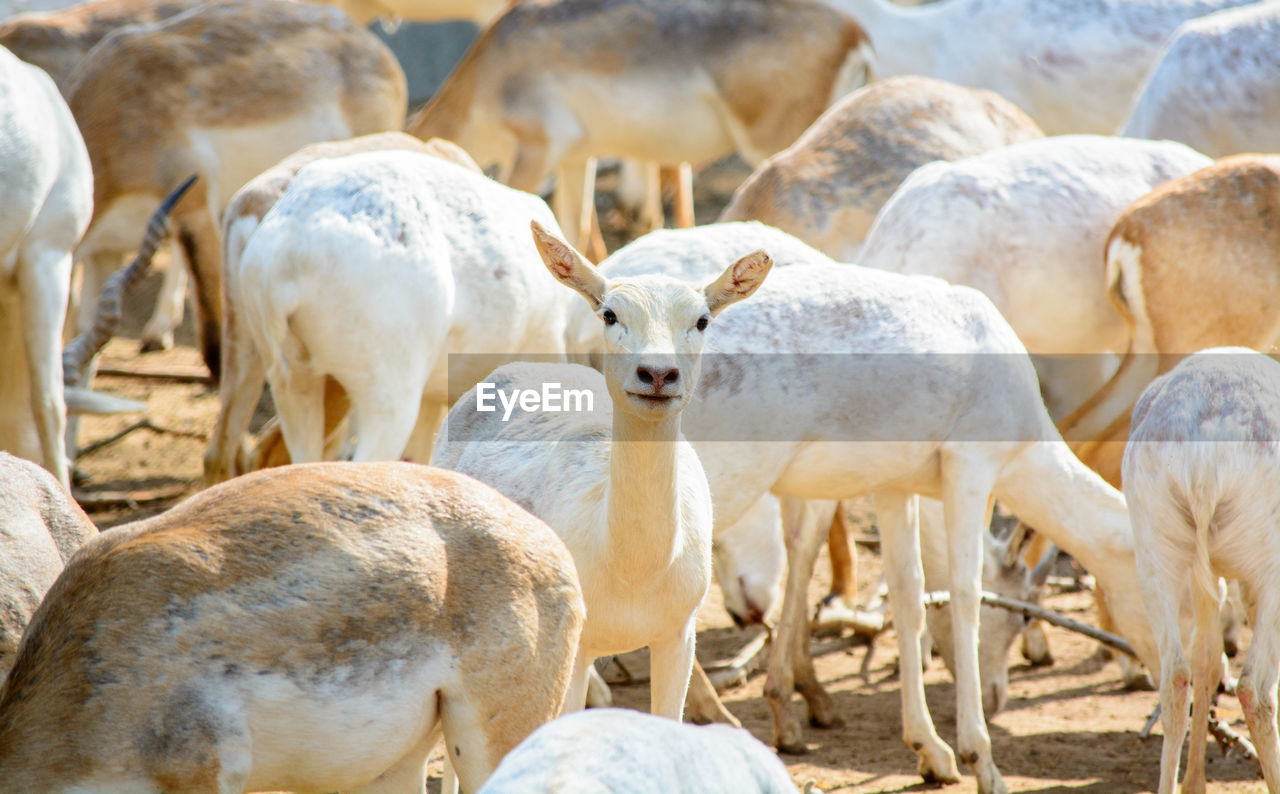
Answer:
(704, 249, 773, 316)
(531, 220, 608, 310)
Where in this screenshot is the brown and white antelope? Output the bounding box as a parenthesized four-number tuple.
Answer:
(719, 75, 1043, 260)
(0, 462, 585, 793)
(65, 0, 406, 378)
(303, 0, 511, 25)
(0, 0, 200, 93)
(1062, 154, 1280, 488)
(407, 0, 872, 255)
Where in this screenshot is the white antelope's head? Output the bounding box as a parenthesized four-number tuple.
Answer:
(531, 221, 771, 421)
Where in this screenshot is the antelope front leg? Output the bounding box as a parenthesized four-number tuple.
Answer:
(649, 623, 697, 721)
(877, 489, 959, 784)
(940, 456, 1007, 794)
(765, 496, 830, 753)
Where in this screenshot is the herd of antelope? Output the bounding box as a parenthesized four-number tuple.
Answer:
(0, 0, 1278, 791)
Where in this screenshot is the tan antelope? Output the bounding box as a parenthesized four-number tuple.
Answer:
(719, 75, 1043, 260)
(1061, 154, 1280, 488)
(406, 0, 872, 256)
(0, 462, 585, 793)
(303, 0, 511, 25)
(0, 452, 97, 679)
(65, 0, 406, 380)
(0, 0, 200, 93)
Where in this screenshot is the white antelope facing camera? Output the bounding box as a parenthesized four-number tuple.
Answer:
(432, 221, 773, 721)
(1123, 348, 1280, 794)
(560, 221, 1169, 793)
(0, 463, 585, 793)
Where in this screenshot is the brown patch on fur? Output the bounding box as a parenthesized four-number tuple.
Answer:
(0, 454, 97, 678)
(720, 75, 1044, 246)
(1111, 154, 1280, 360)
(1078, 155, 1280, 472)
(0, 463, 583, 791)
(68, 0, 406, 208)
(0, 0, 201, 92)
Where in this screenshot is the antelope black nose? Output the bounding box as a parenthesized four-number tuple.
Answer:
(636, 366, 679, 387)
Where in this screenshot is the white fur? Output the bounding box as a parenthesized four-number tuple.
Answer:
(572, 221, 1160, 793)
(0, 44, 91, 488)
(1123, 348, 1280, 793)
(433, 230, 772, 723)
(822, 0, 1256, 135)
(1122, 2, 1280, 157)
(859, 134, 1210, 420)
(477, 708, 796, 794)
(236, 150, 571, 466)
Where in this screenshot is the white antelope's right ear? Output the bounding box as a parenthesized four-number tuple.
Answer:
(531, 220, 608, 310)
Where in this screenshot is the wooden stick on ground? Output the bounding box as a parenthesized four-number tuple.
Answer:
(923, 589, 1140, 659)
(76, 418, 207, 459)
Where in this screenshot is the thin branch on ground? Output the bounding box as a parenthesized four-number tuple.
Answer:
(922, 589, 1140, 659)
(76, 418, 207, 459)
(96, 365, 212, 384)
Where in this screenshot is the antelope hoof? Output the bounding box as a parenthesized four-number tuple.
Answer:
(1122, 669, 1156, 692)
(804, 688, 839, 728)
(773, 714, 809, 755)
(916, 744, 960, 785)
(975, 762, 1010, 794)
(139, 333, 173, 353)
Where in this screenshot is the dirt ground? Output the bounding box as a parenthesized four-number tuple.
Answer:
(66, 182, 1267, 793)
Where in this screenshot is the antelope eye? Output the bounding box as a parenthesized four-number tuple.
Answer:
(696, 315, 710, 332)
(602, 308, 617, 325)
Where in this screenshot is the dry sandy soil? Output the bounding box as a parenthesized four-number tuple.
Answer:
(67, 208, 1266, 793)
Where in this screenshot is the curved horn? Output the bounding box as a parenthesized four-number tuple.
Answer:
(1029, 544, 1059, 588)
(63, 174, 198, 386)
